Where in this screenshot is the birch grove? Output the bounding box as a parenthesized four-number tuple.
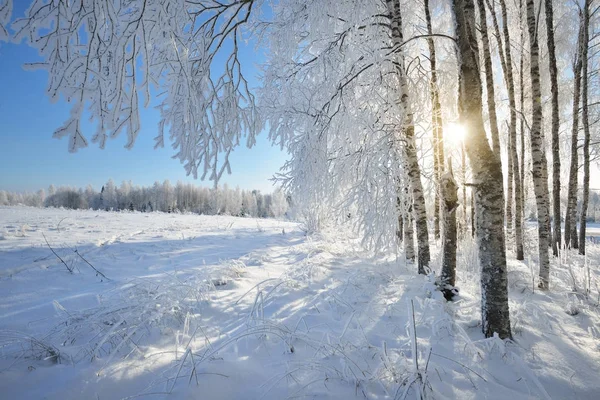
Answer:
(2, 0, 600, 339)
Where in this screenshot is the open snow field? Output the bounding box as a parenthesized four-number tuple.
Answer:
(1, 206, 599, 399)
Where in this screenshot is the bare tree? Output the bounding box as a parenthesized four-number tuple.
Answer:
(526, 0, 552, 289)
(424, 0, 445, 240)
(579, 0, 593, 255)
(518, 0, 527, 224)
(565, 19, 585, 250)
(452, 0, 511, 339)
(476, 0, 502, 157)
(545, 0, 561, 255)
(487, 0, 525, 260)
(386, 0, 431, 273)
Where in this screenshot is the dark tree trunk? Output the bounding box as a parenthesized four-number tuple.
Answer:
(565, 20, 584, 250)
(579, 0, 591, 256)
(545, 0, 561, 256)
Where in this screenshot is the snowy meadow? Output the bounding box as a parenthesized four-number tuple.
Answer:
(0, 206, 598, 399)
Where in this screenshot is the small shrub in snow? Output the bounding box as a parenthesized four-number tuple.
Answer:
(565, 294, 581, 316)
(0, 330, 62, 365)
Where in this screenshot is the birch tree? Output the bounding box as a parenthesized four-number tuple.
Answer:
(452, 0, 512, 338)
(565, 20, 584, 250)
(578, 0, 593, 256)
(498, 0, 524, 260)
(440, 161, 458, 300)
(545, 0, 561, 255)
(476, 0, 501, 157)
(485, 0, 525, 259)
(424, 0, 445, 240)
(386, 0, 431, 273)
(526, 0, 552, 289)
(263, 0, 432, 269)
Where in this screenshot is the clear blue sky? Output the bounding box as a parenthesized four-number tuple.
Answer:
(0, 4, 287, 194)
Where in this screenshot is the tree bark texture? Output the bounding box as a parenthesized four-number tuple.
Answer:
(518, 0, 526, 225)
(484, 0, 514, 238)
(526, 0, 551, 289)
(545, 0, 561, 256)
(498, 0, 524, 260)
(387, 0, 430, 274)
(399, 176, 415, 262)
(452, 0, 511, 339)
(477, 0, 502, 157)
(565, 20, 584, 250)
(578, 0, 591, 256)
(424, 0, 444, 241)
(440, 161, 458, 300)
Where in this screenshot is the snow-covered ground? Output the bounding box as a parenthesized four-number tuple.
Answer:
(0, 206, 598, 399)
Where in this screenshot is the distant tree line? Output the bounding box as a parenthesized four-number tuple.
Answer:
(0, 180, 290, 218)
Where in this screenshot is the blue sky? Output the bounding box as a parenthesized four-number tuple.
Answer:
(0, 5, 287, 194)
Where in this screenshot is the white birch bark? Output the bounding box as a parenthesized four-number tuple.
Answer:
(440, 161, 458, 300)
(452, 0, 512, 339)
(545, 0, 561, 256)
(499, 0, 524, 260)
(424, 0, 444, 241)
(525, 0, 551, 289)
(565, 21, 584, 250)
(386, 0, 430, 274)
(476, 0, 502, 156)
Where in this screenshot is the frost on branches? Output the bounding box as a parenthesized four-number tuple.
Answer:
(12, 0, 262, 181)
(0, 0, 11, 41)
(262, 0, 420, 251)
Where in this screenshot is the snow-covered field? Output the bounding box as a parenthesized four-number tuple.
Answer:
(0, 206, 599, 399)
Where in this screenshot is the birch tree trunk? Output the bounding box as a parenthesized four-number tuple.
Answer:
(424, 0, 444, 240)
(440, 161, 458, 300)
(578, 0, 591, 256)
(477, 0, 502, 156)
(399, 177, 415, 262)
(387, 0, 430, 274)
(499, 0, 524, 260)
(526, 0, 551, 289)
(506, 133, 514, 235)
(403, 199, 416, 262)
(462, 147, 469, 238)
(452, 0, 511, 339)
(545, 0, 561, 256)
(396, 195, 404, 243)
(519, 0, 526, 223)
(565, 21, 584, 250)
(483, 0, 512, 235)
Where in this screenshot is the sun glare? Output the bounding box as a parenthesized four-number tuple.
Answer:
(445, 122, 466, 146)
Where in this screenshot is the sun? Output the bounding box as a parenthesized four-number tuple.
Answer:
(444, 122, 466, 146)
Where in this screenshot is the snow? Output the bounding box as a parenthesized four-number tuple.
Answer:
(1, 206, 599, 399)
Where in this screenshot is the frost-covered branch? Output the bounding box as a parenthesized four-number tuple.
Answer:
(261, 0, 424, 249)
(0, 0, 11, 41)
(13, 0, 262, 182)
